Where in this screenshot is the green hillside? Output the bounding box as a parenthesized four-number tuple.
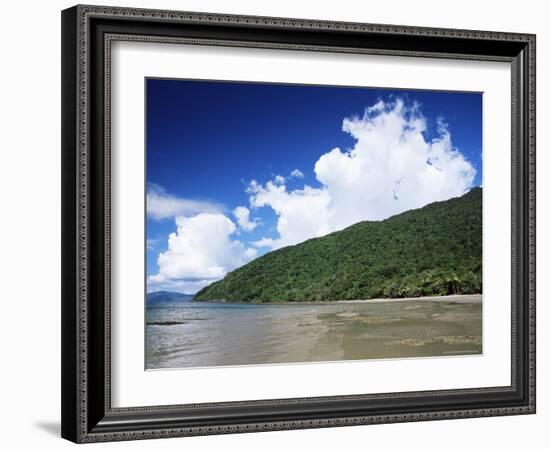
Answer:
(195, 188, 482, 302)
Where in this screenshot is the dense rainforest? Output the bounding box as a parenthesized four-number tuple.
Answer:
(194, 188, 482, 302)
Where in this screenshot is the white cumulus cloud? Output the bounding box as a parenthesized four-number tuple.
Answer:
(233, 206, 258, 231)
(270, 169, 305, 186)
(248, 98, 476, 249)
(273, 175, 286, 185)
(148, 213, 256, 293)
(248, 180, 331, 249)
(147, 183, 224, 220)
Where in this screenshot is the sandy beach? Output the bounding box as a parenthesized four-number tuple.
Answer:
(146, 294, 482, 369)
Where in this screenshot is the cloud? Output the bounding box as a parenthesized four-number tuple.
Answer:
(233, 206, 258, 231)
(146, 238, 159, 250)
(148, 213, 257, 293)
(270, 169, 305, 187)
(248, 180, 331, 249)
(147, 183, 224, 220)
(273, 175, 286, 185)
(249, 98, 476, 249)
(251, 237, 276, 248)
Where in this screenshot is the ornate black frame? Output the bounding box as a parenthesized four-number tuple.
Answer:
(61, 4, 536, 443)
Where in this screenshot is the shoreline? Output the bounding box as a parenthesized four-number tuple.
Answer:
(193, 293, 482, 306)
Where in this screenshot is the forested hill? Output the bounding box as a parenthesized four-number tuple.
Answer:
(147, 291, 194, 304)
(194, 188, 482, 302)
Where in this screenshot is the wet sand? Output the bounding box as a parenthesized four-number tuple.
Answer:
(146, 295, 482, 369)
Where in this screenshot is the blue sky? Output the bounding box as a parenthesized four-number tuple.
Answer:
(146, 78, 482, 294)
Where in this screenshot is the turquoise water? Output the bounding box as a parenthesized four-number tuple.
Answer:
(146, 297, 482, 369)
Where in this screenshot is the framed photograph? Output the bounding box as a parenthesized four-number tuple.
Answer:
(61, 4, 536, 443)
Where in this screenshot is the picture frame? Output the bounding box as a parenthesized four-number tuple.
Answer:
(61, 4, 536, 443)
